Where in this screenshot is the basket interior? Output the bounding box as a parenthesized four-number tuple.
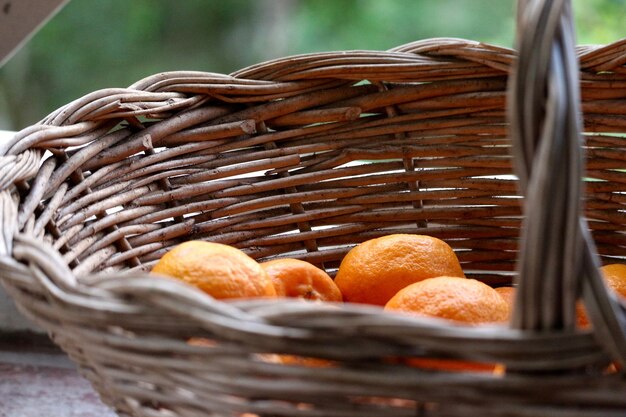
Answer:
(15, 42, 626, 289)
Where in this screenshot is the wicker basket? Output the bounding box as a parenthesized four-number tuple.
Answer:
(2, 1, 626, 416)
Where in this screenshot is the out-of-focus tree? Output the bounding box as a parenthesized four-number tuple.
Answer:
(574, 0, 626, 45)
(0, 0, 623, 130)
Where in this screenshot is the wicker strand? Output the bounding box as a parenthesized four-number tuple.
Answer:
(0, 191, 18, 256)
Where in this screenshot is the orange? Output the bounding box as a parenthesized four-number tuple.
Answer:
(576, 263, 626, 328)
(260, 258, 342, 302)
(494, 286, 590, 328)
(385, 276, 508, 324)
(257, 352, 335, 368)
(600, 264, 626, 299)
(334, 234, 465, 306)
(406, 358, 497, 373)
(495, 286, 593, 329)
(187, 337, 218, 347)
(274, 354, 335, 368)
(151, 240, 276, 299)
(494, 286, 516, 321)
(494, 286, 515, 306)
(385, 276, 507, 373)
(493, 284, 611, 330)
(576, 301, 591, 329)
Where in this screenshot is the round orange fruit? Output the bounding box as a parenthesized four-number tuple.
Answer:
(260, 258, 342, 302)
(600, 264, 626, 299)
(385, 276, 508, 324)
(576, 301, 591, 329)
(334, 234, 464, 306)
(496, 286, 594, 329)
(257, 352, 335, 368)
(151, 240, 276, 299)
(576, 263, 626, 328)
(274, 354, 335, 368)
(494, 286, 516, 321)
(385, 276, 507, 373)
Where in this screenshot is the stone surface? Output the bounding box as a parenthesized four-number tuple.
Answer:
(0, 337, 117, 417)
(0, 363, 117, 417)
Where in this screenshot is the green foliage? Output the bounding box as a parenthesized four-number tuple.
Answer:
(574, 0, 626, 45)
(291, 0, 515, 52)
(0, 0, 624, 130)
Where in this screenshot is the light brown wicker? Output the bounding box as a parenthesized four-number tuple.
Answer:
(2, 0, 626, 416)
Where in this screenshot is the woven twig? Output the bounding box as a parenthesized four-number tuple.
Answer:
(1, 6, 626, 416)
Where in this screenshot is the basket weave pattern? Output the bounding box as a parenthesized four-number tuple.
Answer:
(1, 35, 626, 416)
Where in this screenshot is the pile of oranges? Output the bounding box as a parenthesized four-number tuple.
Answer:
(151, 234, 626, 373)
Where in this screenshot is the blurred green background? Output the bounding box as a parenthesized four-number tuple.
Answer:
(0, 0, 624, 130)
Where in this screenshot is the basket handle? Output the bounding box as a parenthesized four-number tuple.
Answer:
(508, 0, 626, 363)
